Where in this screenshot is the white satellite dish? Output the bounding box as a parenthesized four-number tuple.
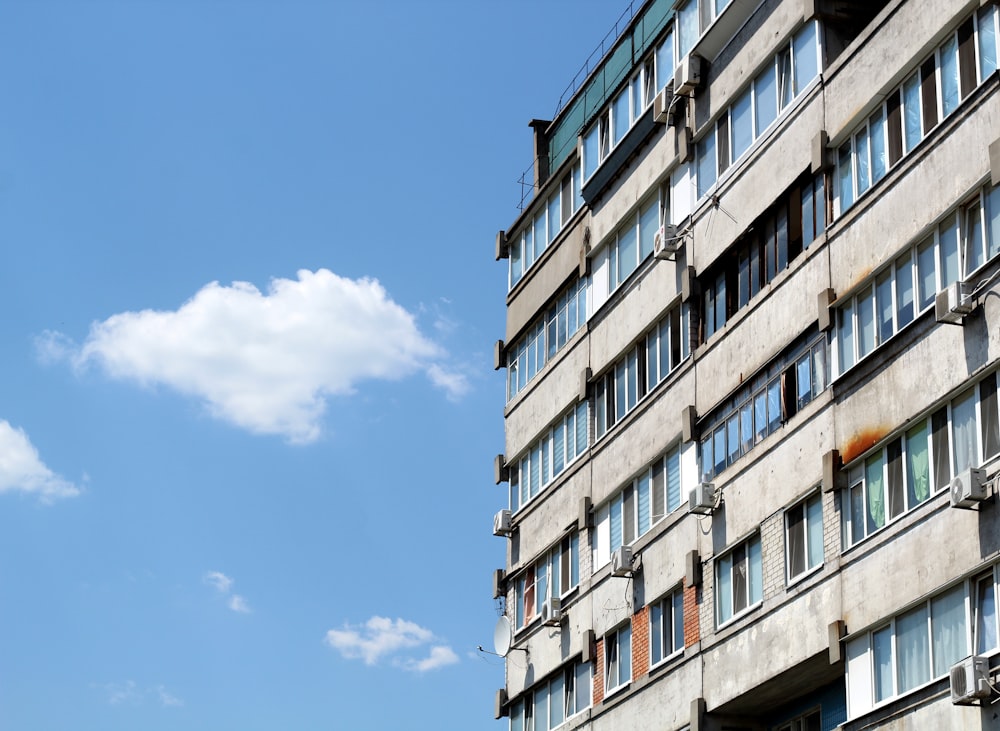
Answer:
(493, 615, 513, 657)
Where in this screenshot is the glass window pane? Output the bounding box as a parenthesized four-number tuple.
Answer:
(656, 32, 674, 92)
(932, 586, 968, 677)
(980, 373, 1000, 459)
(866, 453, 886, 533)
(940, 215, 960, 288)
(906, 421, 931, 507)
(966, 197, 986, 274)
(858, 288, 876, 357)
(941, 34, 960, 117)
(613, 89, 630, 145)
(793, 21, 818, 93)
(838, 143, 854, 212)
(887, 438, 904, 520)
(870, 108, 887, 183)
(755, 62, 777, 135)
(952, 389, 979, 475)
(718, 552, 733, 623)
(896, 251, 915, 327)
(697, 133, 717, 198)
(932, 407, 951, 491)
(976, 576, 998, 654)
(903, 73, 922, 153)
(640, 198, 658, 260)
(873, 626, 894, 701)
(856, 132, 870, 195)
(666, 449, 681, 513)
(876, 270, 893, 345)
(787, 505, 805, 578)
(980, 7, 998, 79)
(806, 495, 823, 568)
(731, 88, 753, 160)
(896, 605, 930, 692)
(916, 237, 936, 309)
(987, 183, 1000, 260)
(678, 0, 698, 57)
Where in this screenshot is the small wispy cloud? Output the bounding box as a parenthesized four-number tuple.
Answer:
(204, 570, 251, 613)
(37, 269, 470, 443)
(101, 680, 183, 708)
(323, 616, 459, 673)
(0, 419, 80, 502)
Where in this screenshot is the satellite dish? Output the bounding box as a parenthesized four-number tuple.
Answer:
(493, 615, 513, 657)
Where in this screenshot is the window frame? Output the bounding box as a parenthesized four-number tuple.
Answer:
(716, 534, 763, 627)
(785, 491, 824, 584)
(604, 622, 633, 695)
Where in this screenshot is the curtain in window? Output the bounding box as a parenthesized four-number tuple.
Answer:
(896, 606, 930, 692)
(873, 626, 894, 701)
(906, 422, 930, 505)
(951, 390, 979, 475)
(787, 508, 805, 577)
(866, 454, 885, 533)
(941, 34, 960, 116)
(932, 586, 967, 677)
(987, 184, 1000, 261)
(981, 373, 1000, 459)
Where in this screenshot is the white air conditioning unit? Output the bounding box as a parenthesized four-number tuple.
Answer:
(950, 655, 991, 704)
(611, 545, 633, 576)
(936, 282, 976, 324)
(950, 468, 987, 509)
(673, 54, 704, 96)
(654, 224, 682, 260)
(493, 509, 513, 536)
(541, 597, 562, 626)
(689, 482, 717, 515)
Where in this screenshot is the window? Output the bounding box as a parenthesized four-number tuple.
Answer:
(843, 371, 1000, 547)
(509, 402, 589, 513)
(699, 334, 827, 480)
(786, 493, 823, 582)
(696, 22, 821, 196)
(507, 277, 588, 401)
(604, 623, 632, 693)
(606, 195, 660, 292)
(835, 181, 1000, 377)
(593, 446, 683, 567)
(845, 577, 996, 718)
(509, 164, 584, 289)
(508, 660, 591, 731)
(594, 303, 689, 439)
(514, 533, 580, 630)
(698, 172, 824, 341)
(650, 589, 685, 666)
(776, 709, 821, 731)
(716, 535, 763, 625)
(836, 5, 999, 217)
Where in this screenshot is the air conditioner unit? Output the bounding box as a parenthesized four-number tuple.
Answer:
(950, 655, 990, 704)
(611, 545, 633, 576)
(493, 509, 513, 536)
(689, 482, 717, 515)
(936, 282, 976, 324)
(653, 87, 671, 124)
(673, 54, 704, 96)
(541, 597, 562, 626)
(950, 468, 987, 508)
(654, 224, 682, 260)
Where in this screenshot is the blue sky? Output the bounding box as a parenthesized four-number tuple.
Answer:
(0, 1, 622, 729)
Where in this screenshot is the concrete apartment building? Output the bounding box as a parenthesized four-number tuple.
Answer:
(490, 0, 1000, 729)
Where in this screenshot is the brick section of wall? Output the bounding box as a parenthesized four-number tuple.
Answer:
(631, 606, 649, 680)
(683, 582, 700, 647)
(822, 489, 840, 564)
(593, 637, 605, 705)
(699, 557, 715, 639)
(760, 511, 785, 600)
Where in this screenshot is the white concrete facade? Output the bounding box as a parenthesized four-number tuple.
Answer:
(494, 1, 1000, 730)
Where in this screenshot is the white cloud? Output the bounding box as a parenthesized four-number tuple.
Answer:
(396, 645, 460, 672)
(0, 420, 80, 502)
(324, 616, 457, 672)
(101, 680, 183, 708)
(228, 594, 251, 613)
(204, 570, 251, 613)
(38, 269, 467, 443)
(203, 571, 233, 594)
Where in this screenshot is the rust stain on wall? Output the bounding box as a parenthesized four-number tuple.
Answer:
(841, 425, 890, 464)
